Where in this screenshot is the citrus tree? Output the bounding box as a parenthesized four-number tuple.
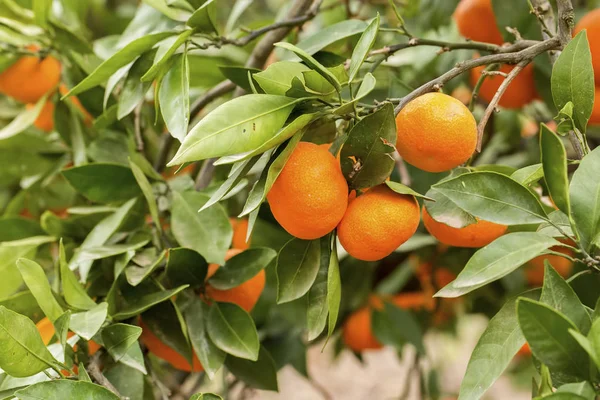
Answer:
(0, 0, 599, 398)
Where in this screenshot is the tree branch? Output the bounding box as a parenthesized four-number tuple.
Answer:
(87, 352, 123, 398)
(476, 60, 529, 151)
(393, 37, 561, 114)
(370, 38, 539, 57)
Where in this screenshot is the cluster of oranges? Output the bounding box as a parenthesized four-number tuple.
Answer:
(0, 44, 90, 132)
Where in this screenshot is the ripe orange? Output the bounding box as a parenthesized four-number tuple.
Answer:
(36, 317, 101, 355)
(205, 248, 265, 312)
(139, 320, 203, 372)
(230, 218, 250, 250)
(470, 61, 536, 109)
(453, 0, 504, 45)
(267, 142, 348, 239)
(517, 342, 532, 357)
(343, 294, 431, 352)
(337, 185, 420, 261)
(0, 45, 61, 103)
(395, 92, 477, 172)
(26, 100, 55, 132)
(422, 207, 507, 248)
(590, 86, 600, 126)
(525, 244, 574, 286)
(574, 9, 600, 83)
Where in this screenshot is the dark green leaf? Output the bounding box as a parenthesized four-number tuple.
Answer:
(102, 323, 143, 362)
(62, 164, 141, 203)
(540, 124, 570, 215)
(185, 299, 225, 379)
(125, 250, 166, 286)
(435, 233, 559, 298)
(218, 66, 260, 92)
(111, 284, 189, 320)
(551, 31, 595, 132)
(171, 191, 231, 264)
(326, 243, 341, 340)
(254, 61, 311, 96)
(225, 346, 279, 391)
(372, 301, 424, 354)
(432, 171, 547, 225)
(556, 382, 596, 399)
(276, 238, 321, 304)
(187, 0, 218, 33)
(306, 235, 332, 341)
(117, 49, 156, 119)
(517, 298, 589, 384)
(341, 103, 395, 189)
(165, 247, 208, 288)
(569, 147, 600, 252)
(15, 380, 120, 400)
(129, 158, 161, 234)
(209, 248, 276, 290)
(207, 302, 259, 360)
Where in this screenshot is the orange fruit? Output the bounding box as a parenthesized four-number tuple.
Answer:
(230, 218, 250, 250)
(520, 117, 538, 138)
(26, 100, 55, 132)
(267, 142, 348, 240)
(36, 317, 101, 355)
(525, 243, 574, 286)
(517, 342, 532, 357)
(422, 207, 507, 248)
(453, 0, 504, 45)
(590, 86, 600, 125)
(470, 61, 536, 109)
(395, 92, 477, 172)
(205, 248, 265, 312)
(139, 320, 203, 372)
(343, 294, 431, 352)
(338, 185, 420, 261)
(574, 9, 600, 83)
(0, 45, 61, 103)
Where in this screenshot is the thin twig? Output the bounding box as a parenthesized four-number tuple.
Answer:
(154, 133, 174, 172)
(476, 60, 529, 151)
(194, 158, 216, 190)
(393, 37, 560, 115)
(369, 38, 539, 57)
(133, 104, 144, 152)
(393, 152, 412, 186)
(88, 352, 123, 399)
(189, 80, 236, 121)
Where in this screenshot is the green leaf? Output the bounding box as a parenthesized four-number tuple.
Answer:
(326, 243, 341, 341)
(165, 247, 208, 288)
(0, 306, 58, 378)
(0, 94, 47, 140)
(225, 346, 279, 391)
(190, 394, 223, 400)
(207, 302, 259, 361)
(293, 19, 369, 56)
(274, 42, 341, 93)
(491, 0, 539, 43)
(424, 170, 476, 229)
(142, 29, 194, 82)
(435, 233, 560, 298)
(111, 284, 189, 320)
(62, 164, 141, 203)
(53, 311, 70, 351)
(59, 241, 96, 310)
(0, 236, 55, 299)
(168, 95, 298, 164)
(569, 147, 600, 252)
(185, 299, 225, 379)
(76, 241, 149, 263)
(306, 236, 332, 341)
(70, 302, 108, 340)
(117, 49, 156, 119)
(432, 171, 547, 225)
(160, 52, 190, 142)
(540, 263, 591, 334)
(517, 298, 589, 384)
(209, 248, 276, 290)
(187, 0, 218, 33)
(540, 124, 570, 215)
(170, 191, 231, 264)
(341, 103, 395, 189)
(15, 380, 120, 400)
(458, 292, 538, 400)
(16, 258, 63, 322)
(239, 131, 304, 216)
(129, 158, 161, 234)
(583, 318, 600, 371)
(254, 61, 311, 96)
(551, 31, 595, 132)
(276, 238, 321, 304)
(102, 323, 143, 362)
(510, 163, 544, 186)
(103, 362, 144, 400)
(32, 0, 51, 28)
(556, 382, 596, 399)
(386, 181, 432, 201)
(142, 0, 191, 21)
(63, 32, 175, 97)
(218, 65, 260, 92)
(348, 15, 379, 83)
(125, 250, 166, 286)
(538, 210, 575, 238)
(372, 301, 425, 354)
